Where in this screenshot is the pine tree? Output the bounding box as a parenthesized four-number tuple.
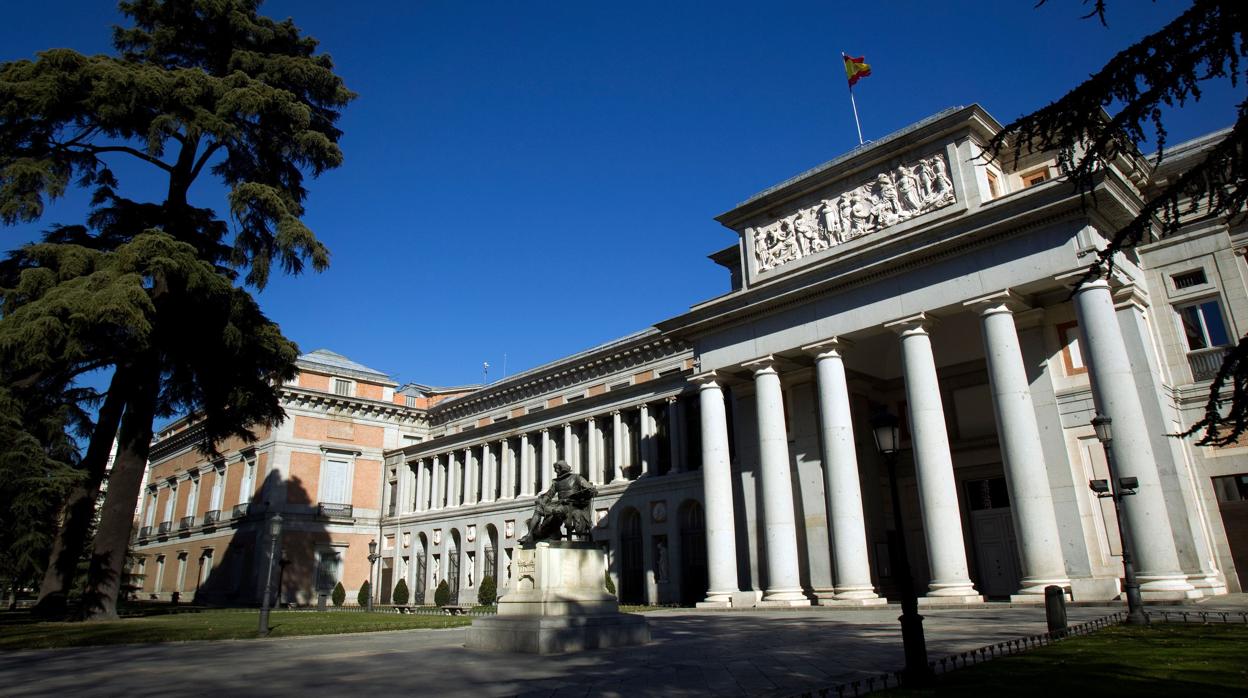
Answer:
(0, 0, 354, 619)
(477, 575, 497, 606)
(987, 0, 1246, 442)
(392, 578, 409, 606)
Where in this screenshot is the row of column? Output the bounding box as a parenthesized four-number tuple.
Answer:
(697, 290, 1080, 606)
(402, 398, 692, 514)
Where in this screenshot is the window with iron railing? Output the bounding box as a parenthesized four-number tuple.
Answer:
(203, 510, 221, 525)
(157, 521, 172, 534)
(179, 515, 194, 530)
(1178, 298, 1232, 382)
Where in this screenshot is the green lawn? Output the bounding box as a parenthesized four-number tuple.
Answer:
(0, 610, 471, 650)
(880, 623, 1248, 697)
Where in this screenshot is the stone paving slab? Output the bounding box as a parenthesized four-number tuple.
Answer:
(0, 604, 1176, 697)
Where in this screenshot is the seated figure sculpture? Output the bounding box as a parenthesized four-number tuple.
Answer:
(518, 460, 597, 544)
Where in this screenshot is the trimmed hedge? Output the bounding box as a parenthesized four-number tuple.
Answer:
(331, 582, 346, 607)
(604, 570, 616, 596)
(357, 580, 371, 607)
(434, 580, 451, 607)
(393, 578, 410, 605)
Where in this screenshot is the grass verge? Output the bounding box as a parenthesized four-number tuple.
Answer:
(0, 609, 471, 650)
(879, 623, 1248, 697)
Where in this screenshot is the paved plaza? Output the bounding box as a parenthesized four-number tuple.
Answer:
(0, 603, 1191, 697)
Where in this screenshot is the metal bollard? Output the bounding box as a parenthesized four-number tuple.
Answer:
(1045, 585, 1068, 638)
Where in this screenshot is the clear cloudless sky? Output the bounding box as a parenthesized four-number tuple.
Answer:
(1, 0, 1241, 391)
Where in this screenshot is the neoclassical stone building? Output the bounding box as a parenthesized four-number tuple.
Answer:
(133, 104, 1248, 609)
(381, 105, 1245, 608)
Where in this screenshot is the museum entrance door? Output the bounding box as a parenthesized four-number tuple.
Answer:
(379, 559, 393, 604)
(965, 477, 1021, 598)
(447, 546, 461, 605)
(414, 552, 427, 604)
(679, 501, 708, 605)
(619, 508, 645, 604)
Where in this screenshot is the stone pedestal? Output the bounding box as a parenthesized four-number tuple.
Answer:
(467, 541, 649, 654)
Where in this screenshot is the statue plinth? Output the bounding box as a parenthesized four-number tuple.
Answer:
(467, 541, 650, 654)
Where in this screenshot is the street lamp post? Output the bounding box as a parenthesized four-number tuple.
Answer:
(258, 512, 283, 637)
(1089, 414, 1147, 625)
(870, 409, 930, 686)
(367, 539, 381, 613)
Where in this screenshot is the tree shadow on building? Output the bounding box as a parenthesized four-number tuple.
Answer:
(196, 470, 332, 607)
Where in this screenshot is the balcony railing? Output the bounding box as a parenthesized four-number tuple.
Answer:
(1189, 346, 1231, 382)
(179, 515, 194, 531)
(232, 503, 252, 519)
(138, 525, 152, 539)
(157, 521, 172, 534)
(203, 509, 221, 525)
(318, 502, 354, 519)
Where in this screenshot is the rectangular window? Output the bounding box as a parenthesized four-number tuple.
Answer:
(1172, 269, 1208, 290)
(1056, 321, 1087, 375)
(1179, 299, 1230, 351)
(145, 491, 158, 527)
(210, 470, 225, 511)
(316, 550, 342, 591)
(986, 171, 1000, 199)
(404, 394, 418, 408)
(185, 478, 199, 517)
(323, 458, 351, 504)
(332, 378, 352, 396)
(163, 486, 177, 522)
(1022, 168, 1049, 187)
(239, 459, 256, 505)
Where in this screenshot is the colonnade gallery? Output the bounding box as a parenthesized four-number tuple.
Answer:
(133, 105, 1248, 608)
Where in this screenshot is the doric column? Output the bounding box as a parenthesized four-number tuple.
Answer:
(803, 338, 882, 604)
(1071, 274, 1194, 596)
(498, 440, 512, 500)
(463, 448, 477, 505)
(694, 372, 740, 607)
(742, 356, 809, 605)
(885, 314, 981, 602)
(481, 444, 495, 503)
(587, 417, 602, 484)
(448, 451, 462, 507)
(412, 460, 425, 512)
(967, 292, 1070, 598)
(562, 423, 574, 469)
(612, 410, 624, 481)
(540, 428, 553, 491)
(431, 455, 444, 510)
(519, 433, 534, 496)
(667, 397, 685, 473)
(638, 404, 652, 477)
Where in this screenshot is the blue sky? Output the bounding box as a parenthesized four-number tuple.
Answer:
(2, 1, 1240, 389)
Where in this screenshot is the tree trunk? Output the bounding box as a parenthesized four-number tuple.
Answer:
(83, 356, 160, 621)
(33, 370, 128, 616)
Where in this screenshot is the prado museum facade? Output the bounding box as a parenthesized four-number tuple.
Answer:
(131, 105, 1248, 609)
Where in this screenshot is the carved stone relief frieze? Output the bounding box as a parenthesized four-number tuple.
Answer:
(751, 152, 957, 274)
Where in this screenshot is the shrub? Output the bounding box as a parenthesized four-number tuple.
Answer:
(434, 579, 451, 607)
(393, 578, 410, 605)
(477, 575, 497, 606)
(357, 580, 371, 607)
(331, 581, 346, 607)
(604, 570, 616, 596)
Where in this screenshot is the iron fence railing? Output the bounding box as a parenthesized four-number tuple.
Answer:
(178, 515, 194, 530)
(157, 521, 172, 534)
(231, 503, 251, 519)
(203, 509, 221, 525)
(318, 502, 354, 519)
(138, 525, 152, 538)
(790, 611, 1127, 698)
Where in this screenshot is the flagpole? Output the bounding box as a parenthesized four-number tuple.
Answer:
(848, 86, 864, 146)
(841, 52, 864, 145)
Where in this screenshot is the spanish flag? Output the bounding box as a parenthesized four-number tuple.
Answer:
(843, 53, 871, 87)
